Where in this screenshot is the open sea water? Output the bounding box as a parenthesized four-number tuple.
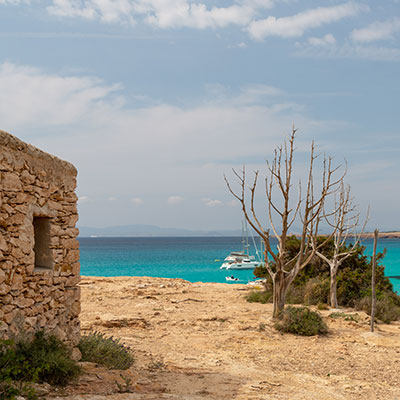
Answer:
(78, 237, 400, 294)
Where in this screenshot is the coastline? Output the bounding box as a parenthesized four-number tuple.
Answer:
(48, 276, 400, 399)
(359, 231, 400, 239)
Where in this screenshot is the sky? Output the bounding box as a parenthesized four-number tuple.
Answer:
(0, 0, 399, 231)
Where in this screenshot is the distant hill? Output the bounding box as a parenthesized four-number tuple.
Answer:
(77, 224, 243, 237)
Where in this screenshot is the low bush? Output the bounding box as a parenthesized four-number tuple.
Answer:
(78, 332, 134, 370)
(246, 290, 272, 304)
(355, 293, 400, 323)
(0, 382, 38, 400)
(0, 330, 81, 399)
(275, 306, 328, 336)
(303, 278, 329, 305)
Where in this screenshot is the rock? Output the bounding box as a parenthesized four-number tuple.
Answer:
(14, 296, 35, 308)
(0, 269, 6, 284)
(24, 316, 38, 327)
(0, 282, 10, 295)
(71, 347, 82, 361)
(0, 234, 8, 252)
(1, 172, 22, 191)
(11, 273, 23, 290)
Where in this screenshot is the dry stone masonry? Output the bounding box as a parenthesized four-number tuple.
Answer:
(0, 130, 80, 345)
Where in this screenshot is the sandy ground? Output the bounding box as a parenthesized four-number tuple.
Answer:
(48, 276, 400, 400)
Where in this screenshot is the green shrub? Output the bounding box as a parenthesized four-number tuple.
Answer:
(78, 332, 134, 370)
(0, 331, 81, 392)
(303, 278, 329, 305)
(0, 381, 38, 400)
(274, 306, 328, 336)
(250, 237, 400, 322)
(246, 290, 272, 304)
(355, 293, 400, 323)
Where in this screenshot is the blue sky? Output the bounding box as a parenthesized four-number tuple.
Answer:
(1, 0, 399, 231)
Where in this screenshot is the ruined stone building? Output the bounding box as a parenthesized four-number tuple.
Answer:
(0, 130, 80, 344)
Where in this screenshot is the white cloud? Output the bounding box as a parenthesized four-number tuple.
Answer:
(47, 0, 136, 24)
(1, 0, 369, 43)
(108, 196, 117, 201)
(308, 33, 336, 46)
(167, 195, 184, 205)
(202, 198, 223, 207)
(45, 0, 270, 29)
(130, 197, 144, 206)
(351, 17, 400, 42)
(141, 0, 255, 29)
(0, 0, 29, 4)
(0, 62, 121, 130)
(247, 2, 367, 41)
(0, 62, 343, 228)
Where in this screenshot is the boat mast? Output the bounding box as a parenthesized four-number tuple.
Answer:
(242, 220, 250, 256)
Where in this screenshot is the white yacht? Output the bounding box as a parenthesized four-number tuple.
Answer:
(220, 222, 263, 270)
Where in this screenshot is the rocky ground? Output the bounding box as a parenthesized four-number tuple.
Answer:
(47, 276, 400, 400)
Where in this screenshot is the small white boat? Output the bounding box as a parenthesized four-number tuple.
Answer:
(226, 276, 240, 282)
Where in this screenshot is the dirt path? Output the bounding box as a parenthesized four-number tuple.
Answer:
(48, 276, 400, 399)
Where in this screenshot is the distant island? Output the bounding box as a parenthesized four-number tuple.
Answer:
(77, 224, 243, 237)
(78, 224, 400, 238)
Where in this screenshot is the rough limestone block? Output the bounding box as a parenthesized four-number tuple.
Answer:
(1, 172, 22, 191)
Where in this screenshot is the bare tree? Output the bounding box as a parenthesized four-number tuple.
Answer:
(225, 127, 345, 318)
(315, 183, 369, 308)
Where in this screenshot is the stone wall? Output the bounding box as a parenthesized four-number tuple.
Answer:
(0, 130, 80, 345)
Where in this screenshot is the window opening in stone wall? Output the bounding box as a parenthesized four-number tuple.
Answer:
(33, 217, 53, 271)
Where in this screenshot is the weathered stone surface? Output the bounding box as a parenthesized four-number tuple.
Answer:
(11, 273, 23, 290)
(20, 169, 35, 184)
(14, 296, 35, 308)
(0, 282, 10, 295)
(1, 172, 22, 191)
(0, 233, 7, 252)
(0, 129, 80, 346)
(66, 275, 81, 287)
(24, 316, 38, 327)
(7, 212, 26, 225)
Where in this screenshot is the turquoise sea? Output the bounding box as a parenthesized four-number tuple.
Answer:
(78, 237, 400, 294)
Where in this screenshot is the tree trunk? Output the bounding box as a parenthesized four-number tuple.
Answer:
(272, 272, 291, 318)
(370, 229, 378, 332)
(330, 266, 338, 308)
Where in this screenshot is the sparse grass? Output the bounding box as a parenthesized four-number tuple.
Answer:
(275, 306, 328, 336)
(148, 360, 166, 371)
(78, 332, 134, 370)
(115, 374, 134, 393)
(257, 322, 266, 332)
(329, 312, 360, 322)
